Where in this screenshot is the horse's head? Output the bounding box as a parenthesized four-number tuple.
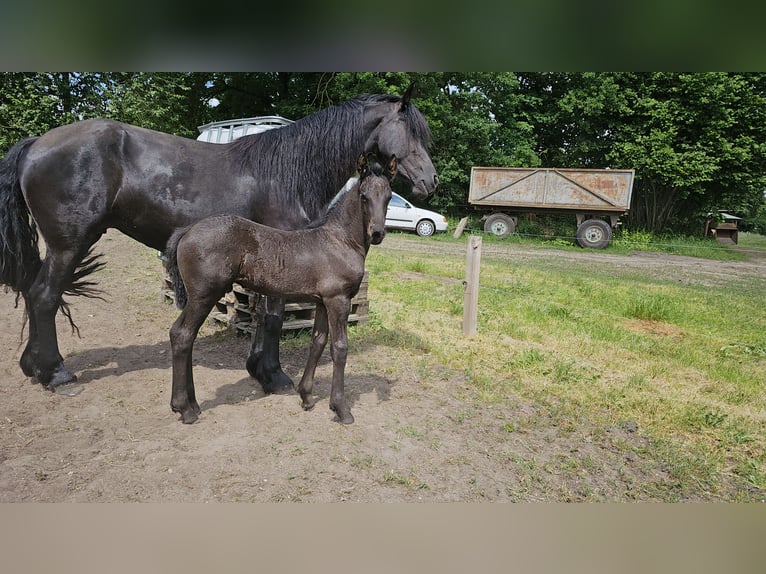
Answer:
(357, 153, 396, 245)
(364, 85, 438, 200)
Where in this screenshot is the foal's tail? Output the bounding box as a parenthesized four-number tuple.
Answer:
(0, 137, 43, 295)
(164, 227, 190, 309)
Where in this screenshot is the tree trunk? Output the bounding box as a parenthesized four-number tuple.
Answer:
(629, 179, 680, 232)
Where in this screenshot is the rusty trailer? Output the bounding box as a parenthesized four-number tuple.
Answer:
(468, 167, 635, 248)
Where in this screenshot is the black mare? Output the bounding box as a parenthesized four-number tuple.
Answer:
(165, 153, 396, 424)
(0, 86, 436, 393)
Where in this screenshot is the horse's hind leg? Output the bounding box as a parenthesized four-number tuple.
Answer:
(19, 292, 41, 377)
(22, 246, 91, 387)
(297, 303, 329, 412)
(245, 295, 295, 394)
(19, 292, 67, 380)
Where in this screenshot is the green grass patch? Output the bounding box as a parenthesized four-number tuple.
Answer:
(354, 233, 766, 501)
(437, 215, 760, 261)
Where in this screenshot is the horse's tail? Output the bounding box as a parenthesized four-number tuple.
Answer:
(0, 137, 42, 295)
(164, 227, 190, 309)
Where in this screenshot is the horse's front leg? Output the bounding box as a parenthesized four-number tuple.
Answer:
(325, 297, 354, 424)
(245, 294, 294, 394)
(297, 302, 329, 412)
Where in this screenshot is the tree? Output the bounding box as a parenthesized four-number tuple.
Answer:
(0, 72, 201, 151)
(517, 72, 766, 233)
(608, 73, 766, 232)
(3, 72, 764, 234)
(102, 73, 195, 137)
(0, 73, 108, 152)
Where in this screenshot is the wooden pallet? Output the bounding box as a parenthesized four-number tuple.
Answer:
(161, 268, 369, 335)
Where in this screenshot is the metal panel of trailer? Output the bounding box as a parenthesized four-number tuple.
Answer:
(468, 167, 635, 248)
(469, 167, 634, 213)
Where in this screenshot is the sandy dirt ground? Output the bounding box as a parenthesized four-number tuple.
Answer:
(1, 231, 763, 502)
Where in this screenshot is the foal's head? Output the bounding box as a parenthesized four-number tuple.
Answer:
(357, 153, 396, 245)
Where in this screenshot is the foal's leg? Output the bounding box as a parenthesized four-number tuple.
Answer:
(245, 295, 294, 394)
(325, 297, 354, 424)
(297, 303, 329, 412)
(169, 298, 212, 424)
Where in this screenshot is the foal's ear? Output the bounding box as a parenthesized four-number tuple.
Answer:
(387, 155, 398, 180)
(357, 153, 367, 174)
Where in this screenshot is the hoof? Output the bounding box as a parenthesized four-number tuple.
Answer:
(301, 396, 317, 411)
(337, 413, 355, 425)
(44, 365, 78, 389)
(173, 407, 199, 424)
(268, 377, 295, 395)
(247, 354, 295, 395)
(180, 412, 199, 424)
(330, 403, 354, 425)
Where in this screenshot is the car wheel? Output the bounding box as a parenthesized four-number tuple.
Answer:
(416, 219, 436, 237)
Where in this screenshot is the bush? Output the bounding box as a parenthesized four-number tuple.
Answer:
(740, 208, 766, 235)
(613, 228, 653, 249)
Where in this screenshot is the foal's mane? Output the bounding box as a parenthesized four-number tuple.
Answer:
(224, 94, 431, 219)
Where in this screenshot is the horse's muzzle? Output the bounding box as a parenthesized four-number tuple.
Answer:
(414, 174, 439, 198)
(370, 229, 386, 245)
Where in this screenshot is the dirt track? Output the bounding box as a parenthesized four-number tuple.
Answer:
(1, 231, 763, 501)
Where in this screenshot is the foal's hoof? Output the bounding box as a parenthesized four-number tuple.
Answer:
(301, 396, 317, 411)
(171, 404, 200, 424)
(330, 404, 355, 425)
(178, 409, 199, 424)
(180, 412, 199, 424)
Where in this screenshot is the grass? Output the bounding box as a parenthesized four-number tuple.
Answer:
(443, 214, 757, 261)
(351, 229, 766, 501)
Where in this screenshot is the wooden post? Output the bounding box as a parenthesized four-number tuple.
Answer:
(453, 216, 469, 238)
(463, 235, 482, 336)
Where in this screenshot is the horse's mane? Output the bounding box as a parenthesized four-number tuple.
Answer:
(224, 94, 431, 220)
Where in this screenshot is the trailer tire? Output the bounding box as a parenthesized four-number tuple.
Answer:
(484, 214, 516, 238)
(576, 219, 612, 249)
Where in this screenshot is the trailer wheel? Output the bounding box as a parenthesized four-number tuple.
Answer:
(484, 214, 516, 238)
(576, 219, 612, 249)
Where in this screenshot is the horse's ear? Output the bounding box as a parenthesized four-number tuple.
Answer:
(400, 83, 416, 110)
(387, 155, 397, 179)
(357, 153, 367, 174)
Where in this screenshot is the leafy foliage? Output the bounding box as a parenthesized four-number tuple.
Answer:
(1, 72, 764, 234)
